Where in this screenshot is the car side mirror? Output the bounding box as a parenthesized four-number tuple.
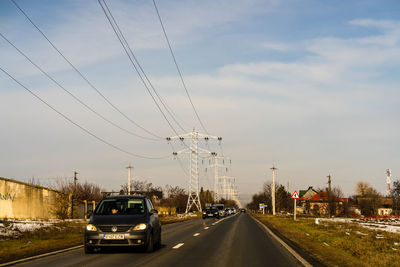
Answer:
(150, 209, 158, 214)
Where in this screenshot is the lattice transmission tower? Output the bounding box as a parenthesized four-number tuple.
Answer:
(168, 129, 221, 213)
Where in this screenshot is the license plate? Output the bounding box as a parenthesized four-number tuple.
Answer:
(103, 234, 125, 240)
(208, 214, 213, 216)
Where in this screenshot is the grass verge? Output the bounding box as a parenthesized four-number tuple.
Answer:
(252, 213, 400, 267)
(0, 221, 85, 264)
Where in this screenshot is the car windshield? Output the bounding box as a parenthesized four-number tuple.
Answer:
(94, 198, 145, 215)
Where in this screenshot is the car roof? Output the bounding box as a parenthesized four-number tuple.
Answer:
(102, 195, 146, 200)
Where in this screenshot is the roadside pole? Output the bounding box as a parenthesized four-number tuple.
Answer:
(271, 165, 277, 216)
(126, 164, 133, 195)
(291, 191, 300, 221)
(84, 200, 87, 219)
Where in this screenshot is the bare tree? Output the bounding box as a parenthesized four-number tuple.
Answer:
(355, 182, 381, 216)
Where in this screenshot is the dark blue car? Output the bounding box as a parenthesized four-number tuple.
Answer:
(84, 195, 161, 253)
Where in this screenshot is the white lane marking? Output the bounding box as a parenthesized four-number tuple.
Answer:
(172, 243, 185, 249)
(204, 227, 209, 230)
(193, 233, 200, 237)
(212, 222, 216, 225)
(251, 216, 312, 267)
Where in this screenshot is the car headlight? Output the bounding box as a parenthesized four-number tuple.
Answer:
(202, 212, 206, 214)
(133, 223, 147, 231)
(86, 224, 97, 231)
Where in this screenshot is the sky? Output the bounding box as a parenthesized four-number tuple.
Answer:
(1, 0, 400, 205)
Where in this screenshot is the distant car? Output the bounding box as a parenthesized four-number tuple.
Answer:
(225, 208, 232, 216)
(240, 208, 246, 213)
(213, 204, 226, 217)
(202, 206, 219, 219)
(84, 195, 161, 254)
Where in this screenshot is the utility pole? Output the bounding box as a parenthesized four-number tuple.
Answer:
(126, 164, 133, 195)
(71, 171, 78, 219)
(327, 174, 332, 192)
(271, 165, 277, 216)
(168, 128, 221, 213)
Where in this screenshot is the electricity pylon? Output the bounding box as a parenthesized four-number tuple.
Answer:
(210, 155, 226, 202)
(220, 175, 235, 199)
(168, 128, 221, 213)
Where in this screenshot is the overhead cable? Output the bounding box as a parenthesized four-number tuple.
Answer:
(10, 0, 163, 140)
(152, 0, 209, 134)
(0, 66, 171, 160)
(0, 32, 161, 142)
(98, 0, 186, 137)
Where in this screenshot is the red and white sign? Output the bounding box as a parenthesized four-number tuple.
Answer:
(291, 191, 300, 199)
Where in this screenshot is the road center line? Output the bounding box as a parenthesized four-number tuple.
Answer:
(193, 233, 200, 236)
(204, 227, 209, 230)
(172, 243, 184, 249)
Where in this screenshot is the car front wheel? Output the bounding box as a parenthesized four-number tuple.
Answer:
(146, 232, 154, 253)
(154, 230, 161, 249)
(84, 244, 94, 254)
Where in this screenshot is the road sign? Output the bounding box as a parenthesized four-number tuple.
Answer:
(291, 191, 299, 221)
(291, 191, 300, 199)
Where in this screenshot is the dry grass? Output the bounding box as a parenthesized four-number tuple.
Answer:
(0, 221, 85, 264)
(253, 213, 400, 267)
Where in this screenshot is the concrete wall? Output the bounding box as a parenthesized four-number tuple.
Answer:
(0, 177, 61, 219)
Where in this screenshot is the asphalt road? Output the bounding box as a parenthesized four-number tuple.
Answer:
(14, 213, 304, 267)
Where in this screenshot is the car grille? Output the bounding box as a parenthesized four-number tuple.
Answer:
(98, 225, 131, 232)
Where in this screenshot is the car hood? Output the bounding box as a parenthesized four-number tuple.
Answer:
(90, 214, 147, 225)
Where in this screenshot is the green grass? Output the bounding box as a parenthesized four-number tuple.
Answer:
(0, 221, 85, 264)
(252, 213, 400, 267)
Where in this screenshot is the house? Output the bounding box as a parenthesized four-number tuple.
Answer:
(355, 197, 393, 216)
(297, 186, 318, 214)
(305, 192, 349, 215)
(299, 186, 318, 199)
(378, 198, 393, 216)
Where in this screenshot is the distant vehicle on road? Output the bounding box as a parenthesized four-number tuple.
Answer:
(202, 206, 219, 219)
(240, 208, 246, 213)
(84, 195, 161, 254)
(225, 208, 234, 216)
(213, 204, 226, 217)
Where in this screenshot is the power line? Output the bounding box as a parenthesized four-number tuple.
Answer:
(10, 0, 163, 140)
(152, 0, 209, 135)
(98, 0, 186, 137)
(0, 32, 161, 142)
(0, 66, 171, 160)
(100, 0, 187, 134)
